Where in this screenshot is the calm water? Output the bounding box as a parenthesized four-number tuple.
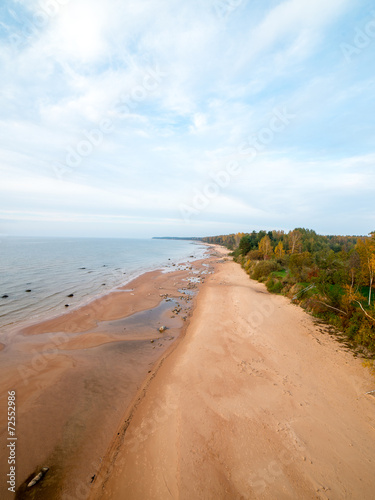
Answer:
(0, 237, 207, 332)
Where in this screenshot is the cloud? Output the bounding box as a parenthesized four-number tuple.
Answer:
(0, 0, 373, 237)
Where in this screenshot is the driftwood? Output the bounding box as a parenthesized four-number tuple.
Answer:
(27, 467, 49, 488)
(315, 301, 347, 316)
(355, 301, 375, 322)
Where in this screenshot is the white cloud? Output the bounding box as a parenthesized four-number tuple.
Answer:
(0, 0, 372, 237)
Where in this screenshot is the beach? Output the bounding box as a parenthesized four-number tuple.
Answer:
(90, 252, 375, 499)
(1, 245, 375, 499)
(0, 248, 216, 499)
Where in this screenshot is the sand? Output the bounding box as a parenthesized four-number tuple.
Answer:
(0, 254, 215, 500)
(91, 256, 375, 500)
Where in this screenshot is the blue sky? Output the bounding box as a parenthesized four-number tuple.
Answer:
(0, 0, 374, 238)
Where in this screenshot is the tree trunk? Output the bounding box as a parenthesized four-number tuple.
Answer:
(369, 275, 373, 306)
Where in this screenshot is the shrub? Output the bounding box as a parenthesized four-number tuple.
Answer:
(354, 320, 375, 350)
(251, 261, 279, 281)
(247, 249, 263, 261)
(266, 277, 283, 293)
(289, 252, 313, 281)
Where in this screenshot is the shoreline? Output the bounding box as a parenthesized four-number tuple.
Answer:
(0, 240, 210, 338)
(0, 245, 224, 500)
(90, 253, 375, 499)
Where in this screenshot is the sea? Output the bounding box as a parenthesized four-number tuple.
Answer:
(0, 237, 208, 333)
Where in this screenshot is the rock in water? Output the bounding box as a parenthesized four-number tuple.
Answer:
(2, 295, 8, 298)
(159, 326, 167, 333)
(27, 467, 49, 488)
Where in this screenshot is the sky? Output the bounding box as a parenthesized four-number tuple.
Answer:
(0, 0, 374, 238)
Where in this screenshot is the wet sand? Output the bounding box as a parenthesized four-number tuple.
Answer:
(91, 256, 375, 499)
(0, 250, 219, 500)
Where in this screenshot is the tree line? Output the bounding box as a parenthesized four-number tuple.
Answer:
(202, 229, 375, 353)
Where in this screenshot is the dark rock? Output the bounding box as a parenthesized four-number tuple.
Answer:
(25, 289, 31, 292)
(2, 295, 9, 298)
(79, 267, 86, 270)
(102, 283, 106, 286)
(65, 304, 69, 307)
(67, 294, 74, 297)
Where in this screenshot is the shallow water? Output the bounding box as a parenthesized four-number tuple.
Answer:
(0, 237, 207, 332)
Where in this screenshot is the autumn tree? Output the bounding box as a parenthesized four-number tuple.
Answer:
(288, 229, 302, 254)
(341, 284, 364, 315)
(357, 234, 375, 306)
(258, 235, 272, 260)
(274, 241, 285, 259)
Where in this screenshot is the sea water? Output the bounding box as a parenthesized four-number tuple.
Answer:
(0, 237, 207, 332)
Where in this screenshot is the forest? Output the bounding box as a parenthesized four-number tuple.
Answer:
(202, 229, 375, 355)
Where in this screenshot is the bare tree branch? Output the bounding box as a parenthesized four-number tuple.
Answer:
(355, 301, 375, 322)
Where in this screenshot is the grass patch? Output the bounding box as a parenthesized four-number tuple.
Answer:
(272, 270, 287, 278)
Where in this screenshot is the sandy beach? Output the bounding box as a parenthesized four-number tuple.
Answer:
(0, 252, 215, 499)
(91, 252, 375, 499)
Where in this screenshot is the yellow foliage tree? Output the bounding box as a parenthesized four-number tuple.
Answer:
(356, 234, 375, 306)
(258, 235, 272, 260)
(288, 229, 302, 254)
(274, 241, 285, 259)
(341, 284, 364, 314)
